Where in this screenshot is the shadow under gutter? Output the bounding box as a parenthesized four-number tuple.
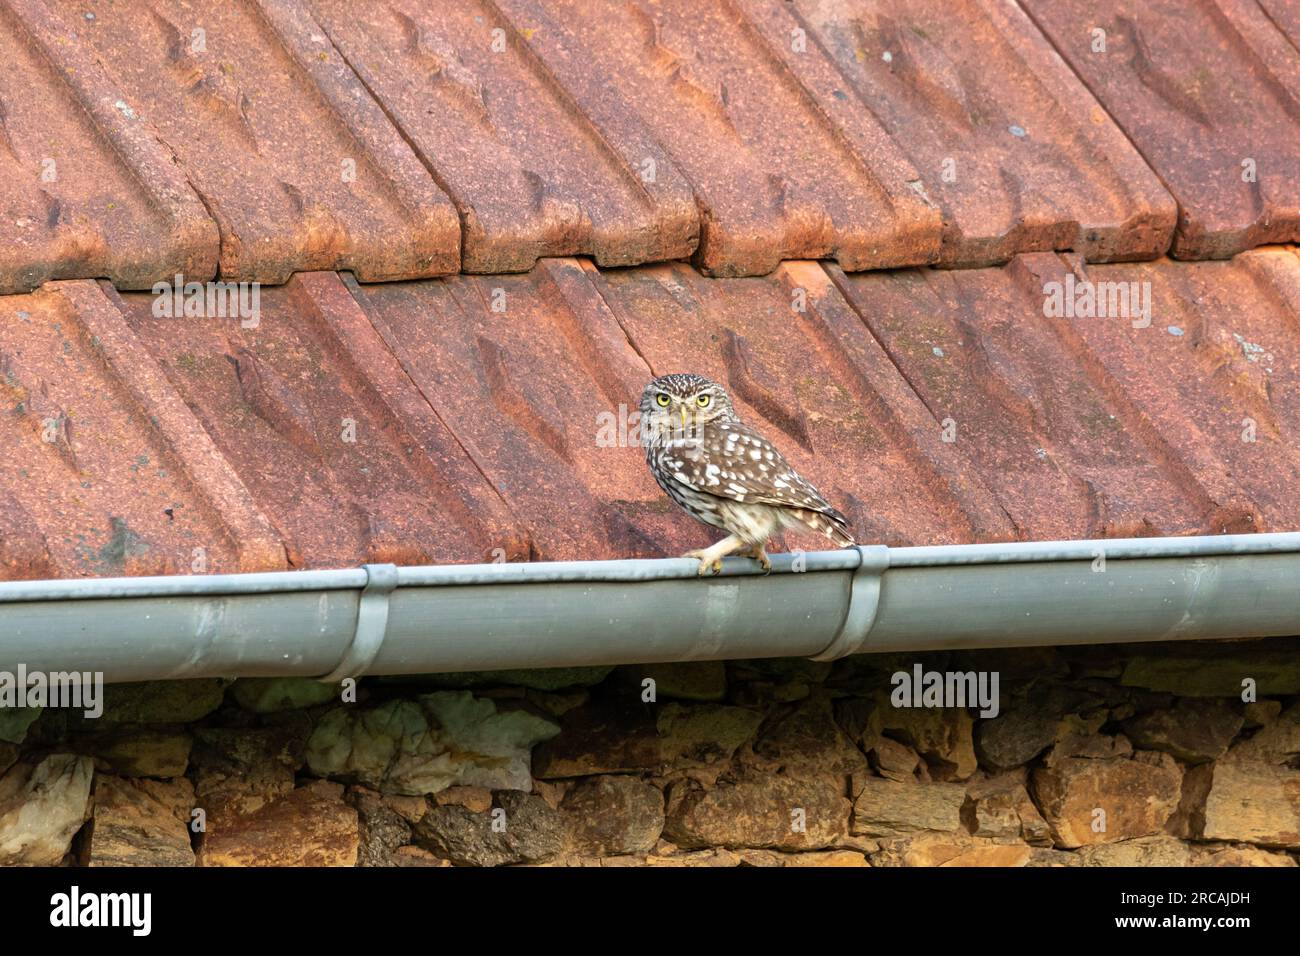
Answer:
(0, 533, 1297, 684)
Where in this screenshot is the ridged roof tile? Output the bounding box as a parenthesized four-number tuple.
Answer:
(750, 0, 1177, 266)
(0, 0, 217, 294)
(2, 1, 1298, 583)
(1023, 0, 1300, 257)
(3, 251, 1297, 579)
(308, 0, 699, 273)
(53, 0, 461, 283)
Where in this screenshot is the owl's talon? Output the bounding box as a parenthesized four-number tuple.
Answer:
(683, 549, 718, 576)
(748, 544, 771, 574)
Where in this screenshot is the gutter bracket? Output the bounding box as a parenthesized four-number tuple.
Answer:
(810, 545, 888, 661)
(317, 563, 398, 683)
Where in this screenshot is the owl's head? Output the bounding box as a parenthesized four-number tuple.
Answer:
(639, 373, 737, 440)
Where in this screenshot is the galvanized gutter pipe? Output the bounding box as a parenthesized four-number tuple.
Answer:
(0, 533, 1297, 684)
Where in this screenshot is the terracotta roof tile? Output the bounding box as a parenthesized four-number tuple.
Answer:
(307, 0, 698, 273)
(1022, 0, 1300, 258)
(344, 260, 667, 560)
(0, 495, 56, 581)
(2, 0, 1300, 585)
(0, 0, 217, 293)
(111, 272, 526, 570)
(1260, 0, 1300, 48)
(749, 0, 1177, 266)
(3, 0, 1244, 287)
(828, 253, 1284, 538)
(53, 0, 460, 283)
(0, 274, 526, 580)
(494, 0, 945, 276)
(1041, 248, 1300, 531)
(0, 279, 274, 578)
(9, 250, 1297, 581)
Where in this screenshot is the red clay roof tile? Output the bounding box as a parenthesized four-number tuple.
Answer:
(1047, 248, 1300, 532)
(52, 0, 461, 283)
(0, 497, 57, 581)
(764, 0, 1177, 266)
(0, 273, 528, 581)
(8, 0, 1294, 291)
(495, 0, 945, 276)
(0, 279, 275, 577)
(111, 272, 526, 571)
(307, 0, 699, 273)
(1260, 0, 1300, 48)
(2, 0, 1299, 584)
(830, 255, 1242, 538)
(1022, 0, 1300, 258)
(345, 260, 665, 561)
(0, 0, 217, 294)
(2, 251, 1299, 580)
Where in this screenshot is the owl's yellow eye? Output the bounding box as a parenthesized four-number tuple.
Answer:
(696, 394, 712, 408)
(655, 393, 671, 407)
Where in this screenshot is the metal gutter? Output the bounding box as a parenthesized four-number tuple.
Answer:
(0, 533, 1297, 684)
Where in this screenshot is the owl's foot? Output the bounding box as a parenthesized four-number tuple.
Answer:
(747, 543, 772, 574)
(684, 534, 744, 576)
(684, 549, 723, 576)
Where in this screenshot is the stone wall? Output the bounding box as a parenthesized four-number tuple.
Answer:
(1, 637, 1298, 867)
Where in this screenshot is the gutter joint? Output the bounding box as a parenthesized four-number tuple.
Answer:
(810, 545, 888, 661)
(317, 563, 398, 683)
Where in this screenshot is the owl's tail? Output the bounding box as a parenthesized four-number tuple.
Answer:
(793, 506, 856, 548)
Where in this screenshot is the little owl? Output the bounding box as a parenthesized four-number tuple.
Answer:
(640, 373, 855, 575)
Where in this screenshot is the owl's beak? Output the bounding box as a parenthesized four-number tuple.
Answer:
(680, 405, 689, 429)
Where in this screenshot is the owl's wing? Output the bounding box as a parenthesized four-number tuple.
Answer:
(665, 420, 841, 516)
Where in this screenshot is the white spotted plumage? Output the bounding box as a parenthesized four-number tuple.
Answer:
(639, 373, 855, 575)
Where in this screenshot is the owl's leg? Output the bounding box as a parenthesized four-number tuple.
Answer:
(683, 534, 744, 576)
(747, 542, 772, 574)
